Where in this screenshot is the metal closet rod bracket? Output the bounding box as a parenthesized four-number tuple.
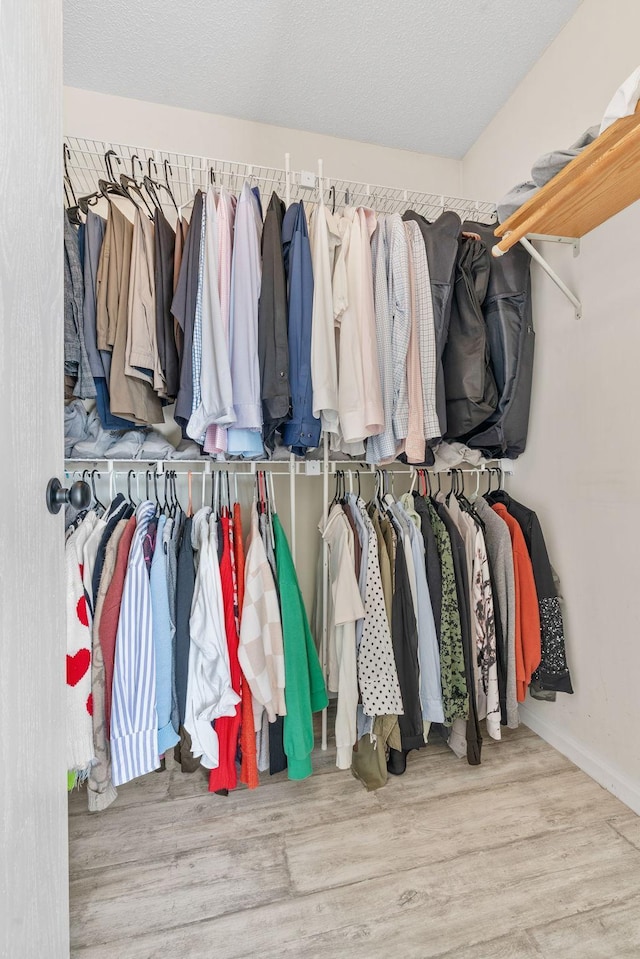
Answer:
(492, 232, 582, 321)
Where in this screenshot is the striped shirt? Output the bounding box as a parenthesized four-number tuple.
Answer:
(388, 214, 411, 443)
(111, 501, 160, 786)
(367, 216, 398, 464)
(190, 201, 207, 430)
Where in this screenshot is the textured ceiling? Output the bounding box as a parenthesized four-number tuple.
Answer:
(64, 0, 582, 159)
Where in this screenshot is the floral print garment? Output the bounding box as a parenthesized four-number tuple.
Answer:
(424, 500, 468, 724)
(472, 525, 501, 740)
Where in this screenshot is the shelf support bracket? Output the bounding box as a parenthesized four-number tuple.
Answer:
(493, 233, 582, 320)
(518, 236, 582, 320)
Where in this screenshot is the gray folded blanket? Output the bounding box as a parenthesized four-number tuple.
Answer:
(497, 125, 599, 223)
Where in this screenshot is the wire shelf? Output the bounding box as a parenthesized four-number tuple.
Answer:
(64, 135, 497, 223)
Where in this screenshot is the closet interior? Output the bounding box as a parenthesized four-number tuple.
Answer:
(62, 132, 574, 806)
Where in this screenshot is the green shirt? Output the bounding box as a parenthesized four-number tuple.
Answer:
(273, 514, 328, 779)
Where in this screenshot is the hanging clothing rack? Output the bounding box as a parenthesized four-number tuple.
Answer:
(66, 456, 513, 751)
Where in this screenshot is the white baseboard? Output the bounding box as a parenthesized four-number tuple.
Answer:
(519, 705, 640, 817)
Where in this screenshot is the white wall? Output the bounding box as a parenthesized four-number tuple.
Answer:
(463, 0, 640, 813)
(64, 87, 462, 195)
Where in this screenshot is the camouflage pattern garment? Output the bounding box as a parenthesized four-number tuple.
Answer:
(423, 500, 469, 724)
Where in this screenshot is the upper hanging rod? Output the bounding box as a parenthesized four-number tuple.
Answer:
(63, 135, 497, 222)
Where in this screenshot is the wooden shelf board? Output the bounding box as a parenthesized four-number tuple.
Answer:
(495, 103, 640, 252)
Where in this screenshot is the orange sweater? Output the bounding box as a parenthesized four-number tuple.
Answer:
(492, 504, 541, 702)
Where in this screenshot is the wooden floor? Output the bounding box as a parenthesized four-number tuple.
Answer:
(68, 724, 640, 958)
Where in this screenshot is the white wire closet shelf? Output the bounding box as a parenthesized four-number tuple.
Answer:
(64, 135, 592, 317)
(63, 135, 498, 223)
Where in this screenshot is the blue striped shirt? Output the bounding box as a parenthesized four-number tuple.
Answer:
(111, 501, 160, 786)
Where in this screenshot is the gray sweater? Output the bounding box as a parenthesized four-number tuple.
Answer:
(475, 498, 518, 728)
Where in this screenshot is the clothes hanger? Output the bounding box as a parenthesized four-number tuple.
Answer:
(454, 468, 486, 529)
(141, 156, 179, 217)
(169, 470, 177, 517)
(63, 145, 84, 225)
(142, 157, 163, 212)
(212, 470, 224, 519)
(152, 471, 162, 515)
(75, 145, 115, 213)
(372, 469, 384, 511)
(255, 470, 263, 514)
(220, 470, 230, 516)
(330, 469, 343, 509)
(127, 469, 138, 507)
(167, 470, 175, 517)
(187, 471, 193, 518)
(162, 160, 181, 217)
(98, 149, 129, 201)
(163, 470, 171, 515)
(119, 154, 154, 218)
(96, 149, 150, 216)
(328, 185, 336, 214)
(90, 469, 106, 512)
(265, 470, 276, 549)
(469, 468, 481, 503)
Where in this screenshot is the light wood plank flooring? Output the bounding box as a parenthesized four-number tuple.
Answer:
(68, 725, 640, 958)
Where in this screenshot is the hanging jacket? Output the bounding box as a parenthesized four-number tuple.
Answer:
(281, 202, 321, 453)
(321, 504, 364, 770)
(110, 502, 160, 787)
(412, 494, 443, 644)
(239, 503, 286, 725)
(149, 515, 180, 755)
(492, 504, 541, 702)
(209, 513, 243, 792)
(186, 510, 240, 771)
(273, 514, 328, 779)
(99, 515, 137, 739)
(88, 516, 128, 812)
(64, 213, 96, 401)
(154, 208, 179, 400)
(172, 191, 204, 436)
(433, 500, 482, 765)
(391, 536, 424, 751)
(443, 236, 498, 439)
(462, 221, 534, 459)
(475, 497, 518, 728)
(488, 492, 573, 696)
(66, 518, 97, 773)
(259, 192, 290, 449)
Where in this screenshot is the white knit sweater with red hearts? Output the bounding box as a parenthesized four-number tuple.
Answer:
(66, 518, 96, 772)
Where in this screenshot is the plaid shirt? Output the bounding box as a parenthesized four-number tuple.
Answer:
(405, 219, 439, 442)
